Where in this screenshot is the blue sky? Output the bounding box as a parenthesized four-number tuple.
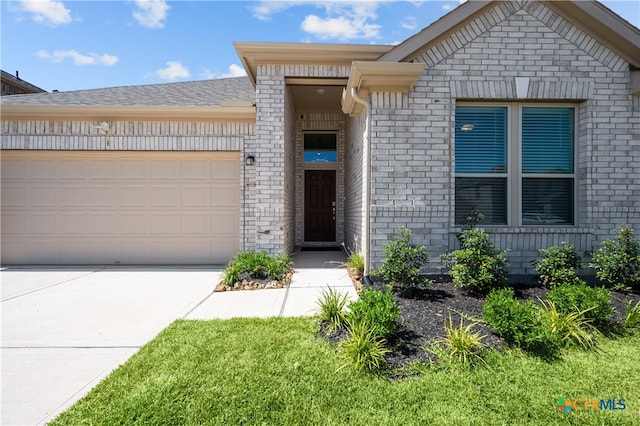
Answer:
(2, 0, 639, 92)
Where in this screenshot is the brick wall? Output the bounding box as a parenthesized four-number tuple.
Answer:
(344, 114, 365, 254)
(367, 0, 639, 274)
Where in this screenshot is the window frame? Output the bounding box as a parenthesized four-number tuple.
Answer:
(454, 102, 578, 227)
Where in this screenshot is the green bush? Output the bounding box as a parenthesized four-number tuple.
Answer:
(537, 299, 597, 350)
(344, 252, 365, 276)
(483, 288, 538, 346)
(622, 300, 640, 331)
(220, 251, 293, 286)
(347, 286, 400, 339)
(590, 226, 640, 290)
(373, 227, 431, 290)
(338, 320, 389, 373)
(443, 229, 508, 292)
(546, 283, 613, 324)
(439, 315, 487, 368)
(482, 288, 559, 358)
(316, 287, 350, 332)
(532, 242, 584, 287)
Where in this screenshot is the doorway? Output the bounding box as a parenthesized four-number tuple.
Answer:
(304, 170, 336, 242)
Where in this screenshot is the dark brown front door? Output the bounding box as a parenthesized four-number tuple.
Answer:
(304, 170, 336, 242)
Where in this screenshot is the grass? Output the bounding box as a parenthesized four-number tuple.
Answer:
(52, 317, 640, 425)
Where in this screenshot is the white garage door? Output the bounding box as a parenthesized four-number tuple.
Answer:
(1, 151, 240, 265)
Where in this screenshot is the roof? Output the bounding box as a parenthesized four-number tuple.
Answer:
(1, 70, 47, 94)
(0, 77, 254, 107)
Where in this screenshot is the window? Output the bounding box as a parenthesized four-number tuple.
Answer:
(455, 104, 576, 226)
(304, 133, 337, 163)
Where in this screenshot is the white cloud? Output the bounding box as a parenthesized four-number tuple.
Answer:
(201, 64, 248, 80)
(133, 0, 169, 29)
(251, 1, 382, 40)
(401, 16, 417, 30)
(37, 50, 118, 66)
(250, 1, 307, 21)
(19, 0, 72, 26)
(302, 14, 380, 40)
(155, 61, 190, 80)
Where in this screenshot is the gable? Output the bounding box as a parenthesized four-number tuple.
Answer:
(381, 0, 640, 69)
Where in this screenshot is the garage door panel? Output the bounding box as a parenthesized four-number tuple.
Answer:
(29, 214, 57, 234)
(150, 214, 180, 235)
(29, 160, 58, 180)
(212, 160, 239, 180)
(1, 151, 240, 265)
(1, 159, 25, 180)
(88, 187, 118, 207)
(29, 186, 57, 207)
(1, 185, 27, 207)
(180, 186, 209, 207)
(58, 161, 87, 180)
(59, 186, 87, 207)
(88, 214, 118, 235)
(91, 161, 118, 179)
(212, 184, 239, 207)
(212, 211, 239, 234)
(119, 214, 148, 234)
(180, 214, 210, 234)
(150, 186, 178, 207)
(58, 214, 88, 234)
(150, 160, 179, 180)
(120, 186, 148, 207)
(2, 214, 26, 235)
(180, 160, 210, 180)
(119, 161, 148, 179)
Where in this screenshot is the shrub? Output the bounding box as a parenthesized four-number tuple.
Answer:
(347, 286, 400, 339)
(622, 300, 640, 330)
(344, 252, 365, 277)
(439, 315, 487, 367)
(532, 242, 584, 287)
(590, 226, 640, 290)
(546, 283, 613, 324)
(537, 299, 597, 350)
(316, 287, 350, 332)
(338, 320, 389, 373)
(482, 288, 559, 358)
(443, 229, 508, 292)
(220, 251, 292, 286)
(373, 227, 431, 290)
(483, 288, 538, 346)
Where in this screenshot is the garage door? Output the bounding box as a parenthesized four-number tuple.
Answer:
(1, 151, 240, 265)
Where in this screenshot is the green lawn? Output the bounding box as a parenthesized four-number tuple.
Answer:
(52, 318, 640, 425)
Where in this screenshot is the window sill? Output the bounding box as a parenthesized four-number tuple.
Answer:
(451, 226, 592, 235)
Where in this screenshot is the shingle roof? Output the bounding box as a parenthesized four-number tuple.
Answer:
(0, 77, 255, 107)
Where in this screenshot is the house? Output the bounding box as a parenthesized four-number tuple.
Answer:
(1, 70, 46, 96)
(2, 0, 639, 276)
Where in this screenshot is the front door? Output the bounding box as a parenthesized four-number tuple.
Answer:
(304, 170, 336, 242)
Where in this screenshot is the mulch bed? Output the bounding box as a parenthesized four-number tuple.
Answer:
(323, 279, 640, 371)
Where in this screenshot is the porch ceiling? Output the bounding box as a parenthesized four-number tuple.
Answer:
(289, 84, 345, 113)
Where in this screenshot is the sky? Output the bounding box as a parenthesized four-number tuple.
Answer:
(2, 0, 639, 93)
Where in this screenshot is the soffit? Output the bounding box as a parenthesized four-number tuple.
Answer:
(234, 42, 393, 86)
(287, 79, 347, 113)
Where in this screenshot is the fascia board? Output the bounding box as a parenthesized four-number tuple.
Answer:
(1, 104, 256, 123)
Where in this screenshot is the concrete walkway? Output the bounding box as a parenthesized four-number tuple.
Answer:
(0, 251, 357, 425)
(186, 250, 358, 319)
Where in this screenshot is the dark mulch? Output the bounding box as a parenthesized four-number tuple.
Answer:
(321, 281, 640, 371)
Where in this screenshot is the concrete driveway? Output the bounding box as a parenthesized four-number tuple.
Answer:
(1, 267, 219, 426)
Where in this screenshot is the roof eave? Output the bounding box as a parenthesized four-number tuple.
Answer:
(0, 104, 256, 122)
(234, 41, 394, 86)
(342, 62, 426, 115)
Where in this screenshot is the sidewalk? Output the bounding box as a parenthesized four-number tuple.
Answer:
(185, 250, 359, 319)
